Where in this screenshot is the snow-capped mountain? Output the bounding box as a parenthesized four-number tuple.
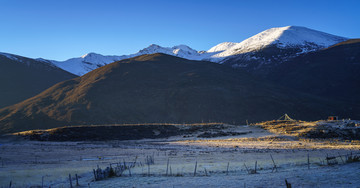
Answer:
(211, 26, 347, 58)
(42, 26, 349, 75)
(50, 44, 205, 76)
(137, 44, 200, 58)
(50, 53, 128, 76)
(217, 26, 348, 72)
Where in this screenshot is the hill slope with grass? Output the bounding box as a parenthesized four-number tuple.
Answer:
(0, 53, 353, 134)
(267, 39, 360, 103)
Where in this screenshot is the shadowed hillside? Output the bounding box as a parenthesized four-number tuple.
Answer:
(268, 39, 360, 103)
(0, 53, 352, 134)
(0, 53, 77, 108)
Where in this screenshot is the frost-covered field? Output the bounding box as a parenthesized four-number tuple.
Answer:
(1, 125, 359, 187)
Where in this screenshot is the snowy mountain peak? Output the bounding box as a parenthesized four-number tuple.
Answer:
(137, 44, 201, 59)
(172, 44, 196, 52)
(171, 45, 198, 56)
(268, 26, 347, 47)
(138, 44, 168, 55)
(81, 52, 102, 58)
(138, 44, 197, 54)
(240, 25, 348, 49)
(142, 44, 162, 50)
(210, 26, 348, 58)
(207, 42, 237, 53)
(51, 53, 126, 76)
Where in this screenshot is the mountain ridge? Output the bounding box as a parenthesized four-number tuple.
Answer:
(43, 26, 348, 76)
(0, 52, 77, 108)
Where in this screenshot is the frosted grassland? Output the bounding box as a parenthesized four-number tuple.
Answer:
(0, 124, 359, 187)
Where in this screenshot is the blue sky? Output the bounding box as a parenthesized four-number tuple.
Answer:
(0, 0, 359, 61)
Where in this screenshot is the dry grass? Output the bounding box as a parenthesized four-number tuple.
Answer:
(254, 120, 360, 140)
(14, 122, 225, 136)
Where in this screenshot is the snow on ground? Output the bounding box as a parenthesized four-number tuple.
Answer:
(91, 162, 360, 188)
(1, 125, 359, 187)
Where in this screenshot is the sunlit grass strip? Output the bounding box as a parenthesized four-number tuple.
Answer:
(13, 122, 225, 135)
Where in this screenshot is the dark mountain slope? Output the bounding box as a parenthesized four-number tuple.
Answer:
(0, 53, 77, 108)
(267, 39, 360, 103)
(221, 44, 308, 75)
(0, 53, 350, 134)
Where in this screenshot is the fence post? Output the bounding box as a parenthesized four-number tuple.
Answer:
(254, 161, 257, 174)
(244, 163, 250, 174)
(128, 165, 132, 177)
(194, 161, 198, 176)
(338, 152, 345, 164)
(285, 179, 291, 188)
(93, 169, 97, 181)
(69, 174, 73, 188)
(270, 154, 278, 172)
(166, 158, 169, 176)
(76, 174, 79, 186)
(307, 153, 310, 170)
(226, 162, 230, 175)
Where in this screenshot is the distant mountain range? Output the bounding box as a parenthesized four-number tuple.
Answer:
(40, 26, 347, 76)
(0, 26, 359, 134)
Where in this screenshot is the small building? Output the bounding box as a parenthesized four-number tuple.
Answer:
(328, 116, 338, 121)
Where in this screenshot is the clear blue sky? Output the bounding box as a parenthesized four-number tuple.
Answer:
(0, 0, 359, 61)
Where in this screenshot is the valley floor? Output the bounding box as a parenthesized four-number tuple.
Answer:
(0, 125, 359, 187)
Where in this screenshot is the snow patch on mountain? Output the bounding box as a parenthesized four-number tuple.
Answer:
(0, 52, 65, 69)
(0, 52, 21, 62)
